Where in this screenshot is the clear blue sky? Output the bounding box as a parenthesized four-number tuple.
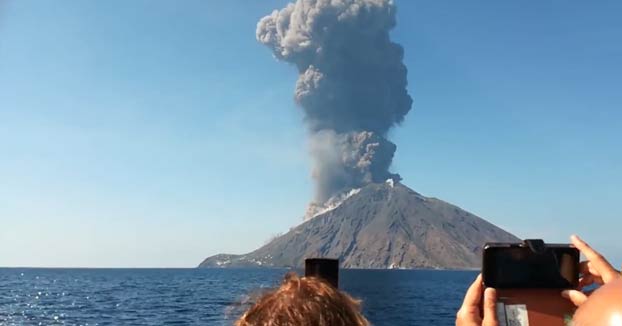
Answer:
(1, 0, 620, 268)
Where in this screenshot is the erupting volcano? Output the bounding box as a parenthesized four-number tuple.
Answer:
(199, 0, 518, 269)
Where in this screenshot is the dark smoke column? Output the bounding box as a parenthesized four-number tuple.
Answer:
(257, 0, 413, 211)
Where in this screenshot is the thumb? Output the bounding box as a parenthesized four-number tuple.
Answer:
(561, 290, 588, 306)
(482, 288, 499, 326)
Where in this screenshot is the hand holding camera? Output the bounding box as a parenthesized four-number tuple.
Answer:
(456, 235, 621, 326)
(561, 235, 621, 306)
(456, 274, 498, 326)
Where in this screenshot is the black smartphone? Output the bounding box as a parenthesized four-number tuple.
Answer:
(482, 242, 580, 289)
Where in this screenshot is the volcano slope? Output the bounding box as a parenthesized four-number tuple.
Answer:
(199, 182, 519, 269)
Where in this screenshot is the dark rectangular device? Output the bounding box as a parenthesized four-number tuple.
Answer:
(305, 258, 339, 288)
(483, 240, 580, 289)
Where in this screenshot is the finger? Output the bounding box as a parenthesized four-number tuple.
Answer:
(461, 274, 484, 309)
(578, 275, 594, 289)
(572, 235, 601, 262)
(571, 235, 618, 283)
(579, 261, 591, 276)
(586, 261, 605, 278)
(561, 289, 588, 307)
(482, 288, 499, 326)
(580, 261, 605, 285)
(586, 262, 607, 285)
(588, 261, 619, 282)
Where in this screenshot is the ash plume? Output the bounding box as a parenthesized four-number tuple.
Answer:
(257, 0, 413, 208)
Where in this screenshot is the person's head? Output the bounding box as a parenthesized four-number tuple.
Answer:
(573, 278, 622, 326)
(235, 272, 370, 326)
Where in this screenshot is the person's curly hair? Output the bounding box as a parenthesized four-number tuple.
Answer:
(235, 272, 370, 326)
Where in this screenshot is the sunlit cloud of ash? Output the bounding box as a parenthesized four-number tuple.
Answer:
(257, 0, 413, 207)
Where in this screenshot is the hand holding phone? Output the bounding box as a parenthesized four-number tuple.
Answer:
(483, 240, 580, 289)
(481, 239, 580, 326)
(456, 274, 499, 326)
(561, 235, 621, 307)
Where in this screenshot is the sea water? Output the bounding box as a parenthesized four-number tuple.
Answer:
(0, 268, 477, 325)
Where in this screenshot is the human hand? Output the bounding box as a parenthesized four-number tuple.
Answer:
(456, 274, 498, 326)
(561, 235, 621, 306)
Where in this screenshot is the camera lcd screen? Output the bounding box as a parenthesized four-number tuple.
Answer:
(483, 245, 579, 289)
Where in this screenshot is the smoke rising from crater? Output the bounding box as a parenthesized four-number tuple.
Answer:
(257, 0, 412, 204)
